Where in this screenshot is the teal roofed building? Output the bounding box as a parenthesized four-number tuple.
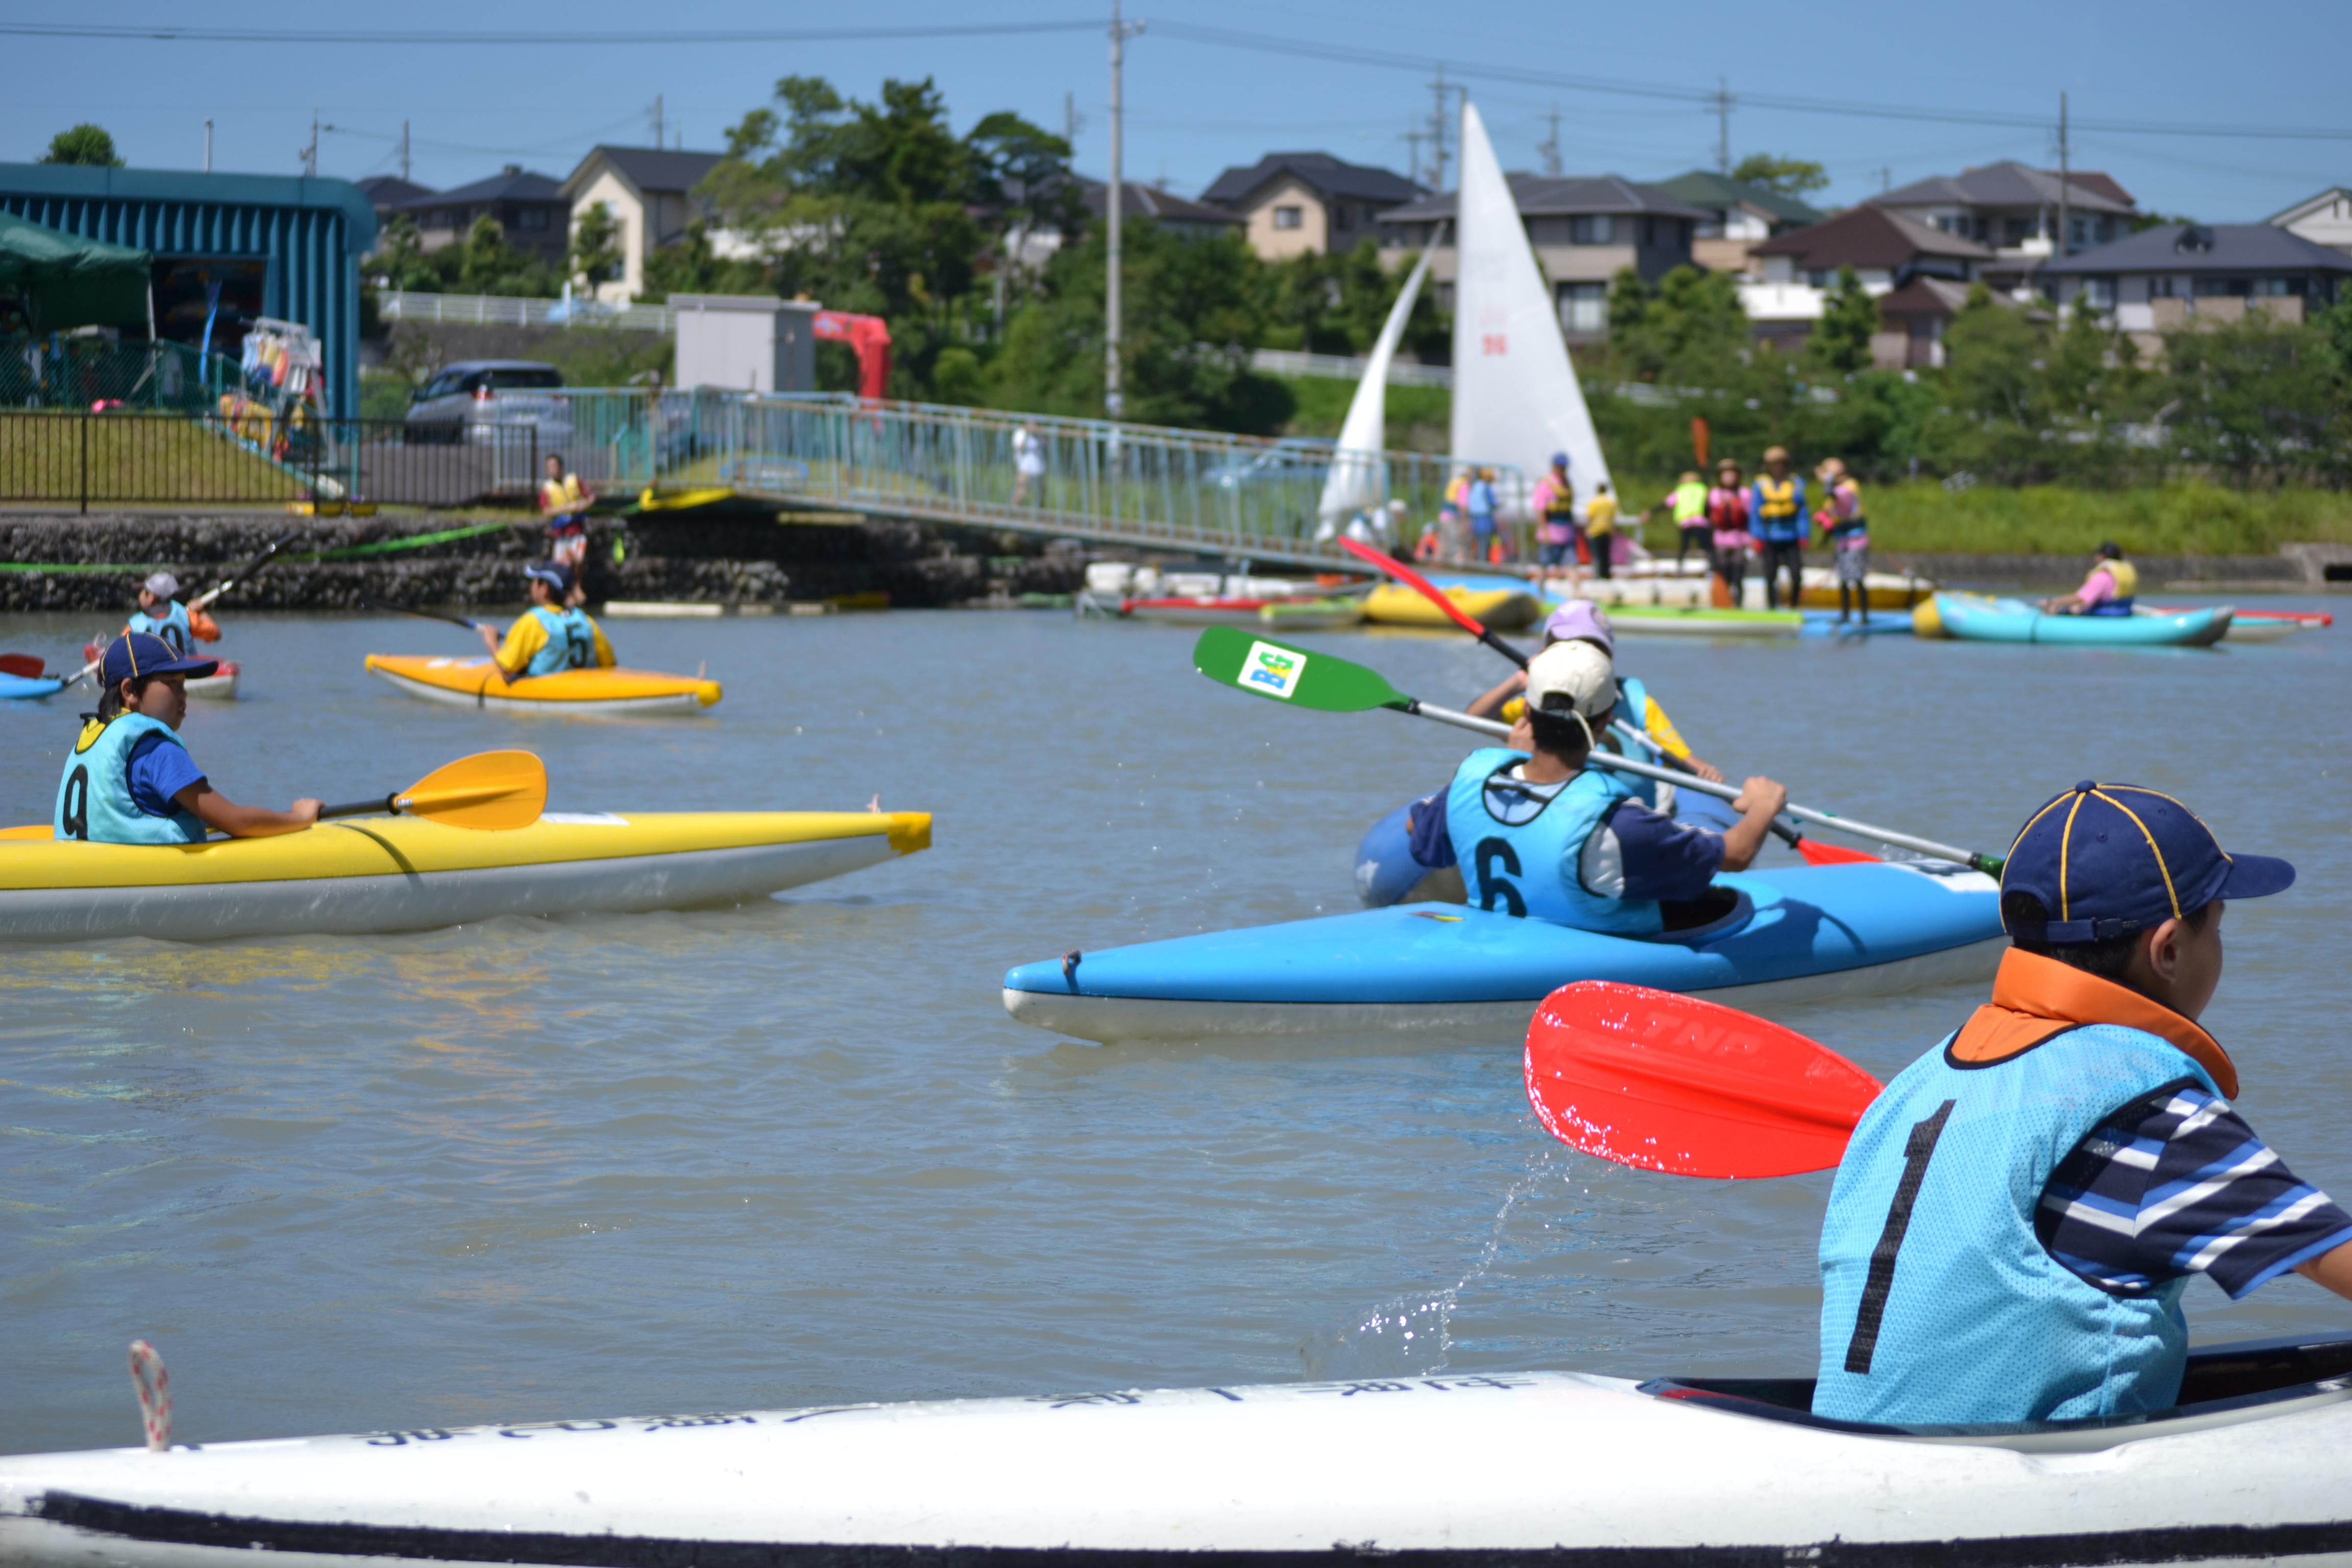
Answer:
(0, 163, 375, 417)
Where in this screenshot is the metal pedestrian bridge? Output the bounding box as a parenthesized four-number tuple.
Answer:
(547, 390, 1514, 573)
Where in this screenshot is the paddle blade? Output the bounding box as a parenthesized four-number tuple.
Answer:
(1524, 981, 1882, 1179)
(1337, 536, 1488, 636)
(393, 750, 546, 829)
(1797, 838, 1882, 866)
(1191, 626, 1412, 714)
(0, 654, 45, 679)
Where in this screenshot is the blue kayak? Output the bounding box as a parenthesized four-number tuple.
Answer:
(1799, 610, 1915, 638)
(1354, 787, 1740, 908)
(1004, 862, 2005, 1044)
(0, 672, 66, 700)
(1924, 593, 2231, 647)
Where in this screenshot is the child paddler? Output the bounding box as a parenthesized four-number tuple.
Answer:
(1813, 784, 2351, 1427)
(56, 633, 321, 844)
(125, 571, 219, 657)
(1466, 602, 1727, 786)
(1410, 640, 1786, 929)
(2037, 541, 2138, 618)
(478, 561, 615, 682)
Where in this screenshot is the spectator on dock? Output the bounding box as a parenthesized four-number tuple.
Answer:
(1750, 447, 1808, 611)
(1533, 453, 1579, 579)
(1706, 459, 1752, 607)
(538, 455, 595, 572)
(1465, 468, 1500, 562)
(1583, 482, 1620, 580)
(1814, 458, 1870, 624)
(1657, 471, 1709, 574)
(1012, 421, 1046, 507)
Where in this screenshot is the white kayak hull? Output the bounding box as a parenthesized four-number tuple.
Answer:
(0, 837, 897, 943)
(184, 667, 238, 701)
(365, 667, 707, 716)
(6, 1341, 2352, 1566)
(1004, 935, 2003, 1044)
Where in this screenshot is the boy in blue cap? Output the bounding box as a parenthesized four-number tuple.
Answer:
(56, 633, 321, 844)
(477, 561, 615, 682)
(1814, 783, 2351, 1426)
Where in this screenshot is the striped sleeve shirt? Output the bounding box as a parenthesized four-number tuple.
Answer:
(2036, 1083, 2352, 1300)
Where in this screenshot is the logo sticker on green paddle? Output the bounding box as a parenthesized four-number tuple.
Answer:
(1241, 640, 1306, 699)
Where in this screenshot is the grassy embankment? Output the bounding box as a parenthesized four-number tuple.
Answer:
(0, 412, 298, 505)
(1276, 374, 2351, 557)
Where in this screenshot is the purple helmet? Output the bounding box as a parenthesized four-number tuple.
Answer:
(1541, 599, 1615, 654)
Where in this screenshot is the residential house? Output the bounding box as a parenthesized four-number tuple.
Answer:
(355, 175, 434, 251)
(1002, 179, 1243, 273)
(1376, 176, 1705, 340)
(1649, 170, 1826, 276)
(1874, 160, 2136, 288)
(2040, 223, 2352, 357)
(1199, 152, 1425, 261)
(1745, 206, 1996, 363)
(393, 166, 568, 262)
(2267, 187, 2352, 261)
(559, 146, 727, 302)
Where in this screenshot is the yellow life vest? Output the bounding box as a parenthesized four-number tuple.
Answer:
(1756, 475, 1798, 519)
(542, 475, 586, 512)
(2098, 558, 2138, 598)
(1671, 481, 1707, 525)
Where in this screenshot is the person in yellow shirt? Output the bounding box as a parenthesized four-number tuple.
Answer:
(538, 454, 595, 571)
(477, 562, 616, 681)
(1582, 481, 1621, 580)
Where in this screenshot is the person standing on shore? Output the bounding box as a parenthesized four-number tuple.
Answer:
(1583, 482, 1620, 580)
(1814, 457, 1870, 623)
(1011, 420, 1046, 507)
(1706, 459, 1752, 608)
(1465, 468, 1501, 563)
(1750, 446, 1808, 611)
(1533, 453, 1579, 582)
(537, 454, 594, 573)
(1659, 471, 1709, 573)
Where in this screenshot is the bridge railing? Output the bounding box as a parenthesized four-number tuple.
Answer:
(554, 389, 1523, 566)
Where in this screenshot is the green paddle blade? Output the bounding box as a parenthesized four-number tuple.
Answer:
(1192, 626, 1413, 714)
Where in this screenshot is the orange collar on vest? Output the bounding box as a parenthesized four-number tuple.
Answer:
(1948, 947, 2237, 1097)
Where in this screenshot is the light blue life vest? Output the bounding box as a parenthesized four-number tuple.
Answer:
(1813, 1021, 2217, 1427)
(1600, 676, 1662, 810)
(54, 713, 207, 845)
(524, 605, 596, 676)
(1443, 746, 1662, 934)
(128, 602, 194, 656)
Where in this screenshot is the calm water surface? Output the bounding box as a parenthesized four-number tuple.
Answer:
(3, 598, 2347, 1452)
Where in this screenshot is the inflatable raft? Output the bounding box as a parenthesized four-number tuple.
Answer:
(1006, 862, 2003, 1044)
(1364, 574, 1541, 631)
(0, 810, 929, 942)
(365, 655, 722, 714)
(1915, 593, 2233, 647)
(8, 1336, 2349, 1567)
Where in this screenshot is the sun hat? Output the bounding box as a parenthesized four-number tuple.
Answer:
(142, 571, 180, 599)
(1522, 640, 1616, 722)
(99, 632, 217, 686)
(2000, 782, 2295, 944)
(1541, 600, 1615, 655)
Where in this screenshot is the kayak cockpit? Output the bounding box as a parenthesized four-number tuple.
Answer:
(1640, 1333, 2352, 1453)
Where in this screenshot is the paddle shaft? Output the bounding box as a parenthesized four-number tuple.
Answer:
(361, 595, 487, 631)
(70, 533, 298, 684)
(1396, 700, 1997, 871)
(318, 794, 403, 821)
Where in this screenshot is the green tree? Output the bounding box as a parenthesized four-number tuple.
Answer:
(41, 124, 123, 166)
(1731, 154, 1828, 198)
(372, 213, 439, 292)
(2160, 311, 2347, 485)
(1810, 266, 1879, 375)
(568, 201, 623, 294)
(639, 221, 767, 303)
(1607, 264, 1748, 384)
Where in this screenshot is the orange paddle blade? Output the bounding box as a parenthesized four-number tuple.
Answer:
(1797, 838, 1882, 866)
(393, 751, 546, 830)
(1524, 981, 1882, 1179)
(1691, 416, 1710, 469)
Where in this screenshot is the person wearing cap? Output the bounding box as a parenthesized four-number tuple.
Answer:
(1414, 640, 1787, 932)
(1812, 783, 2350, 1428)
(124, 572, 218, 658)
(538, 454, 595, 571)
(1464, 601, 1725, 788)
(55, 634, 321, 845)
(1749, 447, 1808, 611)
(2038, 541, 2138, 618)
(479, 561, 615, 681)
(1811, 457, 1869, 623)
(1532, 453, 1579, 578)
(1655, 471, 1710, 574)
(1705, 458, 1753, 606)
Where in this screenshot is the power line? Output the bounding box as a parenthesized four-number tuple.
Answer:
(0, 20, 1102, 44)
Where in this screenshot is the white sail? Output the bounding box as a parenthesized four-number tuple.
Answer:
(1316, 229, 1442, 529)
(1449, 100, 1610, 520)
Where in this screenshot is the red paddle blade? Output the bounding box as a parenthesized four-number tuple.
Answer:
(1524, 981, 1882, 1179)
(1796, 838, 1882, 866)
(0, 654, 45, 679)
(1336, 536, 1488, 636)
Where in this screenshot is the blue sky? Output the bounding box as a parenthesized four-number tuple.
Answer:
(6, 1, 2347, 223)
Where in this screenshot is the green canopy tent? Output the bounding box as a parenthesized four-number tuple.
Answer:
(0, 210, 151, 333)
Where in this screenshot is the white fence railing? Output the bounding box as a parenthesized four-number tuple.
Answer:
(377, 291, 679, 334)
(1248, 348, 1455, 387)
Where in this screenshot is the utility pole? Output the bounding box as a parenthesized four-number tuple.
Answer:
(2055, 90, 2071, 259)
(302, 111, 332, 177)
(650, 94, 665, 149)
(1401, 126, 1426, 187)
(1877, 166, 1892, 193)
(203, 118, 212, 174)
(400, 120, 410, 183)
(1428, 65, 1450, 192)
(1104, 1, 1145, 420)
(1538, 103, 1562, 179)
(1710, 78, 1733, 176)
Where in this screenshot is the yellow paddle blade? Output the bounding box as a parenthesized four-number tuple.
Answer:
(391, 750, 547, 830)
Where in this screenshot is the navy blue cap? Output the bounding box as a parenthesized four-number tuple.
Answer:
(99, 632, 217, 685)
(2000, 782, 2294, 944)
(524, 560, 573, 593)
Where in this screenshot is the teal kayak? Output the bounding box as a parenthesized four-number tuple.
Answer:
(1924, 593, 2232, 647)
(1005, 862, 2004, 1044)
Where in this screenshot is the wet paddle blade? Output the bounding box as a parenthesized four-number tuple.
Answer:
(1524, 981, 1882, 1179)
(0, 653, 45, 679)
(393, 750, 547, 829)
(1796, 838, 1882, 866)
(1192, 627, 1413, 714)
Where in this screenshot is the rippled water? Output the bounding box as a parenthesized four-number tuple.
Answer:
(3, 597, 2347, 1454)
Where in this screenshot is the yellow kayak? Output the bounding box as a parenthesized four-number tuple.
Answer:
(365, 654, 722, 714)
(1363, 582, 1541, 631)
(0, 810, 929, 941)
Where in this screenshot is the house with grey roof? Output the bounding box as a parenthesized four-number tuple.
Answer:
(394, 166, 568, 262)
(1199, 152, 1425, 261)
(1744, 205, 2000, 364)
(2040, 224, 2352, 353)
(356, 175, 435, 251)
(1376, 176, 1706, 340)
(2268, 187, 2352, 261)
(1875, 160, 2137, 286)
(559, 145, 728, 301)
(1649, 170, 1826, 276)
